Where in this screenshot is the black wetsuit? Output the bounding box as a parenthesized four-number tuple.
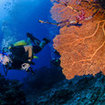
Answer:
(9, 46, 29, 69)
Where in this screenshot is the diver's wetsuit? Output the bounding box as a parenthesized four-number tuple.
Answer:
(7, 45, 42, 70)
(9, 46, 29, 69)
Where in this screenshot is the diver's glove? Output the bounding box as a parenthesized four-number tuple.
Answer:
(21, 63, 30, 71)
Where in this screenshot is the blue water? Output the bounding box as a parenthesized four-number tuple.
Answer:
(0, 0, 59, 80)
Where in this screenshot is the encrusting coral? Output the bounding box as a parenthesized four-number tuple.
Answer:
(51, 0, 105, 79)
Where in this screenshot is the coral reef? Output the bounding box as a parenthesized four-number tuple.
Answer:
(0, 74, 26, 105)
(34, 72, 105, 105)
(51, 0, 105, 79)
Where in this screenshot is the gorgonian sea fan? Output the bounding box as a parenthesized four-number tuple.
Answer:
(51, 0, 90, 23)
(51, 0, 105, 79)
(51, 0, 105, 26)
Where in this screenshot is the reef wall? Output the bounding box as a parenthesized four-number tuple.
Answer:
(51, 0, 105, 79)
(0, 74, 26, 105)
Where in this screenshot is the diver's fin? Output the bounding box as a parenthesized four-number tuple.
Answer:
(27, 33, 40, 43)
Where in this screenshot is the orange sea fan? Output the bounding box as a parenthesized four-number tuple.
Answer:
(51, 0, 105, 79)
(54, 20, 105, 79)
(51, 0, 105, 27)
(51, 0, 94, 24)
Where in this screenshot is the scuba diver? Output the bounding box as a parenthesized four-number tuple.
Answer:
(0, 33, 50, 75)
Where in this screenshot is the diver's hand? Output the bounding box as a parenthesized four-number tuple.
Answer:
(21, 63, 30, 71)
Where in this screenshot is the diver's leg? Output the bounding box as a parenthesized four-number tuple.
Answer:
(26, 33, 50, 47)
(33, 38, 50, 54)
(26, 37, 32, 45)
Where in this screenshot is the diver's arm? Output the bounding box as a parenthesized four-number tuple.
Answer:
(21, 45, 32, 71)
(24, 45, 33, 61)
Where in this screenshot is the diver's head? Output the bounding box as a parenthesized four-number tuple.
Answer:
(0, 54, 10, 65)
